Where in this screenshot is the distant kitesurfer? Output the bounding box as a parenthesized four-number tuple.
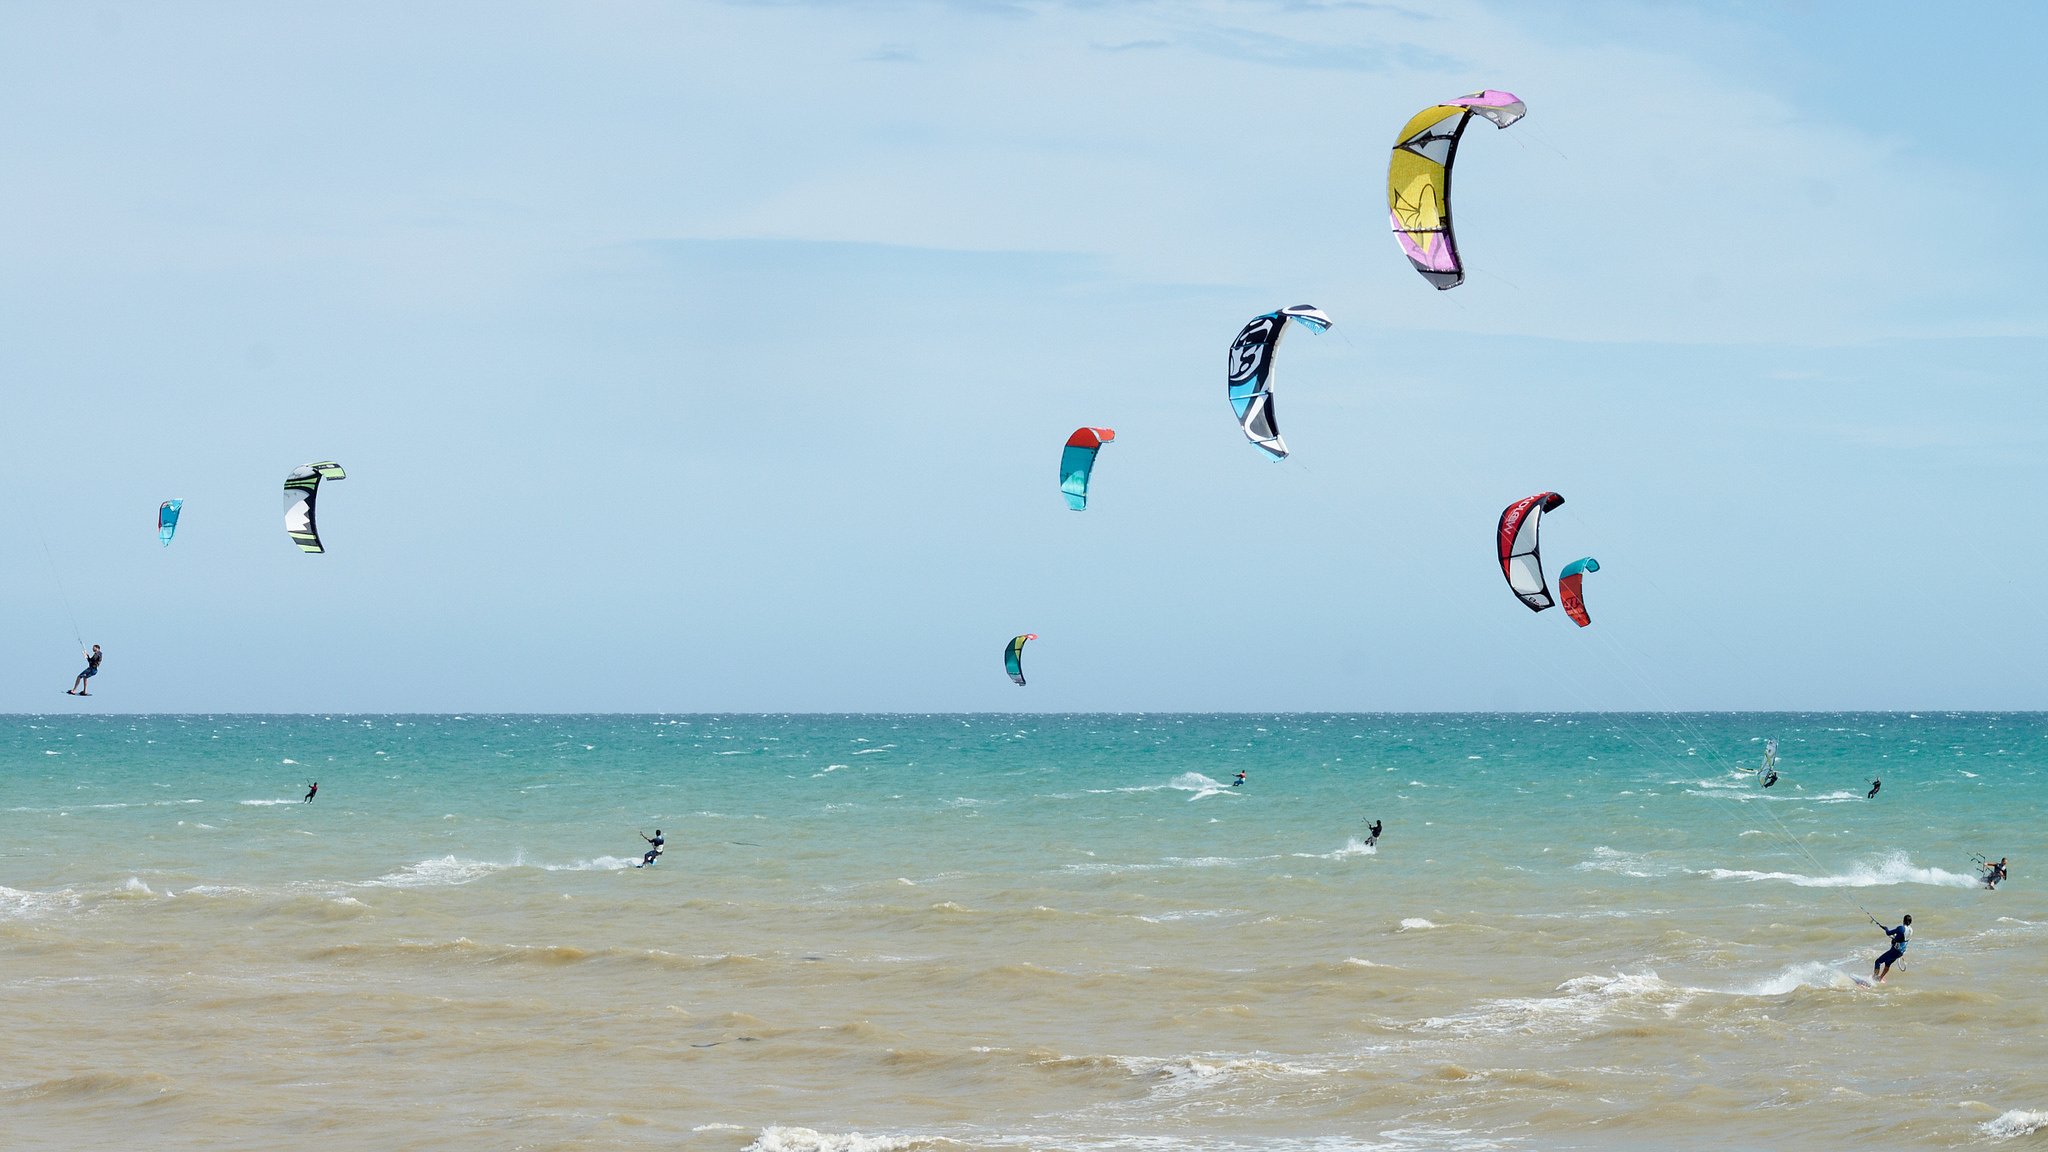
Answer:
(1232, 771, 1246, 788)
(1364, 819, 1383, 847)
(66, 644, 102, 696)
(1983, 858, 2008, 890)
(303, 781, 318, 803)
(639, 829, 665, 868)
(1873, 914, 1912, 983)
(1867, 779, 1881, 799)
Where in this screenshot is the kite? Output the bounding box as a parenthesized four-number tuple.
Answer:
(1226, 306, 1331, 460)
(1558, 557, 1599, 628)
(1004, 633, 1037, 686)
(283, 462, 347, 554)
(157, 500, 183, 547)
(1060, 428, 1117, 511)
(1497, 491, 1564, 612)
(1388, 90, 1526, 289)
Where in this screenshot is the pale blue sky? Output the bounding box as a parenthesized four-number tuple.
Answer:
(1, 0, 2042, 712)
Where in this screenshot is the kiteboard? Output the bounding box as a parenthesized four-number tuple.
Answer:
(1848, 973, 1875, 988)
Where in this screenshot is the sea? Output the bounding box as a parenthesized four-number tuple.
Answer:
(2, 713, 2041, 1151)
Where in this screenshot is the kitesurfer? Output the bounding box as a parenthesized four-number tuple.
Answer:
(1873, 915, 1912, 983)
(1867, 779, 1881, 799)
(302, 781, 318, 803)
(1364, 819, 1383, 847)
(1983, 858, 2008, 890)
(638, 829, 665, 868)
(66, 644, 102, 696)
(1232, 771, 1246, 788)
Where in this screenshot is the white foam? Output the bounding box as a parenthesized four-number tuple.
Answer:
(744, 1127, 921, 1152)
(1983, 1110, 2048, 1139)
(239, 799, 296, 806)
(0, 884, 81, 920)
(1720, 960, 1858, 996)
(1700, 851, 1978, 889)
(1418, 970, 1682, 1038)
(540, 856, 635, 872)
(1399, 918, 1437, 931)
(364, 855, 512, 888)
(1293, 837, 1376, 860)
(1573, 845, 1668, 877)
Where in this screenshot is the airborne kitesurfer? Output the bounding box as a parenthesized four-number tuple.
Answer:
(66, 644, 102, 696)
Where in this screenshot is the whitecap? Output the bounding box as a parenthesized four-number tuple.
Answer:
(1983, 1109, 2048, 1139)
(744, 1127, 919, 1152)
(363, 855, 511, 888)
(1699, 851, 1978, 889)
(1399, 918, 1437, 931)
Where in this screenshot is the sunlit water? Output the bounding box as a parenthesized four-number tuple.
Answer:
(3, 713, 2042, 1150)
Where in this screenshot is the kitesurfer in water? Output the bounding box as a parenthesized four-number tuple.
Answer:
(1874, 914, 1912, 983)
(66, 644, 102, 696)
(1867, 779, 1881, 799)
(638, 829, 665, 868)
(1364, 819, 1383, 847)
(1232, 771, 1246, 788)
(1982, 858, 2008, 890)
(303, 781, 318, 803)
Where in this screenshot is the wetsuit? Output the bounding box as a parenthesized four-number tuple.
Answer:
(1365, 820, 1382, 847)
(641, 834, 665, 867)
(1760, 769, 1778, 788)
(1875, 923, 1910, 976)
(1232, 773, 1245, 787)
(1866, 780, 1881, 799)
(303, 783, 318, 803)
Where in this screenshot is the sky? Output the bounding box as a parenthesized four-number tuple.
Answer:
(1, 0, 2044, 713)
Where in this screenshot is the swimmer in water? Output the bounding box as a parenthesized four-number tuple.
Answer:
(1873, 914, 1912, 983)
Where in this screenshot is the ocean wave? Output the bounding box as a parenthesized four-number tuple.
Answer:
(1573, 846, 1670, 877)
(239, 799, 298, 806)
(0, 884, 81, 920)
(1983, 1109, 2048, 1139)
(363, 855, 514, 888)
(1699, 851, 1978, 889)
(1399, 918, 1437, 931)
(743, 1127, 933, 1152)
(1417, 970, 1688, 1038)
(1101, 1053, 1331, 1099)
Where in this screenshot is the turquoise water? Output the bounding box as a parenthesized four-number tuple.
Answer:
(5, 713, 2044, 1150)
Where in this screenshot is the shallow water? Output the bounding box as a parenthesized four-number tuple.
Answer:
(3, 713, 2042, 1150)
